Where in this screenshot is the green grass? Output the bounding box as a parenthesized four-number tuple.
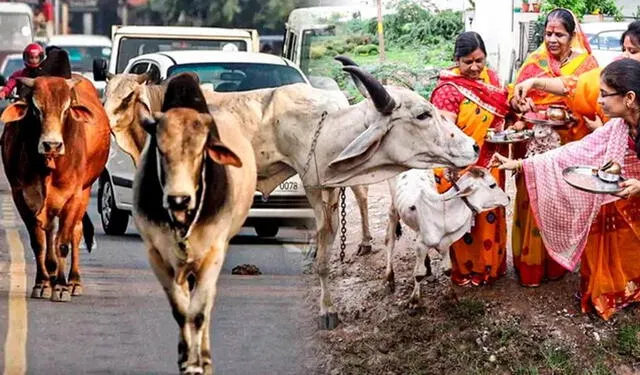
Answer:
(616, 323, 640, 358)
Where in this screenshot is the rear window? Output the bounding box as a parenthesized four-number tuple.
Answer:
(167, 62, 306, 92)
(588, 30, 625, 51)
(2, 58, 23, 77)
(56, 45, 112, 73)
(117, 37, 248, 73)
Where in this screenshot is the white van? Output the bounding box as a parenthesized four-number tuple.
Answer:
(0, 3, 33, 68)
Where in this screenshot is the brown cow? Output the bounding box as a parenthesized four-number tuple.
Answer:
(1, 75, 110, 301)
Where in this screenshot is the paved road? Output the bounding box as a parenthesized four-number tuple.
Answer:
(0, 189, 318, 374)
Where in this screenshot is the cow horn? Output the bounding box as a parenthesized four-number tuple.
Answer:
(342, 66, 395, 114)
(334, 55, 359, 67)
(17, 77, 35, 87)
(136, 72, 152, 84)
(106, 72, 115, 80)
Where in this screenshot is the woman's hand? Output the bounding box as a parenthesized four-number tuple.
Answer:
(489, 153, 522, 171)
(507, 120, 527, 131)
(616, 179, 640, 199)
(509, 96, 537, 114)
(584, 115, 603, 131)
(514, 78, 537, 102)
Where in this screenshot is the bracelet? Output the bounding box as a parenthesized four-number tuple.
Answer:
(516, 159, 524, 172)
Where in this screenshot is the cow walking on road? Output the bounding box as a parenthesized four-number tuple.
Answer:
(1, 75, 110, 301)
(133, 74, 257, 374)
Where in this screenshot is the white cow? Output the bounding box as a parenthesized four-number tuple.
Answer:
(384, 167, 509, 306)
(115, 64, 479, 329)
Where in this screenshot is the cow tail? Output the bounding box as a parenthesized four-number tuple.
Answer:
(395, 222, 402, 239)
(82, 213, 95, 253)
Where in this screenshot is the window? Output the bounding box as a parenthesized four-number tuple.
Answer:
(116, 37, 249, 73)
(167, 63, 306, 92)
(0, 13, 32, 51)
(58, 45, 112, 73)
(129, 62, 149, 74)
(147, 64, 161, 83)
(589, 30, 625, 51)
(1, 57, 23, 78)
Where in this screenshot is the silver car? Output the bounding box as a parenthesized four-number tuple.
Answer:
(99, 51, 315, 237)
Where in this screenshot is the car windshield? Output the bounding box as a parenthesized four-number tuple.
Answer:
(588, 30, 625, 50)
(117, 38, 248, 73)
(167, 62, 306, 92)
(58, 45, 112, 72)
(0, 13, 32, 51)
(2, 58, 23, 77)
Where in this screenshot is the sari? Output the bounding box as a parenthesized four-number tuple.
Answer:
(561, 67, 640, 319)
(521, 118, 640, 319)
(430, 67, 511, 286)
(511, 9, 599, 286)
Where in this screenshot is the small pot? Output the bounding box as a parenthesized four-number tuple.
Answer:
(598, 161, 622, 182)
(532, 3, 540, 12)
(522, 2, 530, 12)
(546, 105, 568, 121)
(598, 169, 620, 183)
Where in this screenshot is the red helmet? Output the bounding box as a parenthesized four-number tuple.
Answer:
(23, 43, 45, 68)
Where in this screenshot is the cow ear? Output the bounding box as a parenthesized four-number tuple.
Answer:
(443, 186, 473, 201)
(206, 136, 242, 168)
(327, 124, 388, 171)
(69, 104, 94, 123)
(0, 101, 29, 123)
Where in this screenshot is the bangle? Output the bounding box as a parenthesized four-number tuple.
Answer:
(516, 159, 524, 172)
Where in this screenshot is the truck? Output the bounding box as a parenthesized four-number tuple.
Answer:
(93, 25, 259, 80)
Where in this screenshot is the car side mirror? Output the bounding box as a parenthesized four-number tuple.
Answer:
(93, 58, 108, 82)
(0, 74, 6, 87)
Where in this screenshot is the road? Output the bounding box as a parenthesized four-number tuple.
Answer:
(0, 183, 318, 374)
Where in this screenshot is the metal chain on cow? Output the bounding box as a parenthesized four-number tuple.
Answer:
(452, 180, 477, 227)
(339, 187, 347, 263)
(300, 111, 328, 180)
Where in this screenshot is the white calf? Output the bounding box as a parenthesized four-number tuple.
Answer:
(384, 167, 509, 304)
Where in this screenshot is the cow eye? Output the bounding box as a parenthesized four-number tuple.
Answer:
(489, 183, 496, 189)
(416, 111, 431, 120)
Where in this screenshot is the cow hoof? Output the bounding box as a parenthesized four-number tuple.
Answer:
(181, 365, 204, 375)
(41, 285, 52, 299)
(356, 244, 372, 256)
(385, 280, 395, 294)
(31, 285, 44, 299)
(51, 287, 71, 302)
(426, 275, 436, 283)
(318, 312, 340, 330)
(71, 284, 83, 296)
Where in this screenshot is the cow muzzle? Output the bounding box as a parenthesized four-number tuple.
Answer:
(38, 138, 65, 156)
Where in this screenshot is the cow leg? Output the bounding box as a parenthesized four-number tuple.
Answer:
(147, 247, 191, 374)
(409, 242, 431, 307)
(351, 185, 372, 256)
(383, 202, 400, 294)
(67, 190, 91, 296)
(187, 243, 226, 375)
(12, 191, 52, 298)
(307, 187, 340, 330)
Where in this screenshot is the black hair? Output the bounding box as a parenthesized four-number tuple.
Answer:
(621, 20, 640, 50)
(453, 31, 487, 60)
(602, 59, 640, 158)
(545, 8, 576, 34)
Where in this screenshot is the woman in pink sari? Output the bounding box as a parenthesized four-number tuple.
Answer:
(493, 59, 640, 319)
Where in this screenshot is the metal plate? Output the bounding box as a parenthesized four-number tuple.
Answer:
(485, 130, 533, 144)
(562, 166, 623, 194)
(524, 117, 571, 127)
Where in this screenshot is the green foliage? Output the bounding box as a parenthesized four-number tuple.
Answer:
(616, 324, 640, 358)
(539, 0, 622, 19)
(381, 2, 463, 47)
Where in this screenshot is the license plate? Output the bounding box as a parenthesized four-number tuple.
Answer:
(278, 180, 299, 192)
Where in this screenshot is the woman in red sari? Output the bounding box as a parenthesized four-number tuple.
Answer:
(430, 32, 512, 286)
(510, 8, 599, 287)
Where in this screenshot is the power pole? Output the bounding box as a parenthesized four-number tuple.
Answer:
(376, 0, 385, 62)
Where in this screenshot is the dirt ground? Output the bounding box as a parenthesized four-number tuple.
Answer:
(303, 178, 640, 375)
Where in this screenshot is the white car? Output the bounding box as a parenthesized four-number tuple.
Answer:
(46, 34, 112, 97)
(582, 21, 630, 67)
(99, 50, 315, 237)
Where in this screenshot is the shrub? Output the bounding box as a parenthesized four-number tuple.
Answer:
(310, 45, 327, 59)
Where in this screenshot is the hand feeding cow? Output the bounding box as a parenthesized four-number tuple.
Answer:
(133, 74, 257, 375)
(1, 74, 110, 301)
(384, 167, 509, 306)
(102, 72, 375, 255)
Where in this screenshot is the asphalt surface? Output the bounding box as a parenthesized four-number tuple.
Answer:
(0, 160, 318, 374)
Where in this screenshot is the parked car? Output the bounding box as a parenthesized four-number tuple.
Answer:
(46, 34, 112, 98)
(581, 21, 631, 67)
(99, 50, 316, 237)
(0, 53, 22, 112)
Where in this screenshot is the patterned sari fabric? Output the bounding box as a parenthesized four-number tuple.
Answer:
(430, 67, 510, 286)
(511, 11, 599, 286)
(563, 68, 640, 319)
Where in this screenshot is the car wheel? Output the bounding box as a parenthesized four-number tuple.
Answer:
(255, 223, 279, 238)
(98, 179, 129, 235)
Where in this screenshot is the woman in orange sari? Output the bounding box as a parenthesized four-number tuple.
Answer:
(512, 21, 640, 319)
(430, 32, 512, 286)
(510, 8, 599, 287)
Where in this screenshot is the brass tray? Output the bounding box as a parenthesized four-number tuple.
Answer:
(562, 166, 623, 194)
(485, 130, 533, 144)
(524, 117, 571, 127)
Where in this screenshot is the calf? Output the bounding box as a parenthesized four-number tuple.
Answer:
(384, 167, 509, 305)
(133, 77, 256, 374)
